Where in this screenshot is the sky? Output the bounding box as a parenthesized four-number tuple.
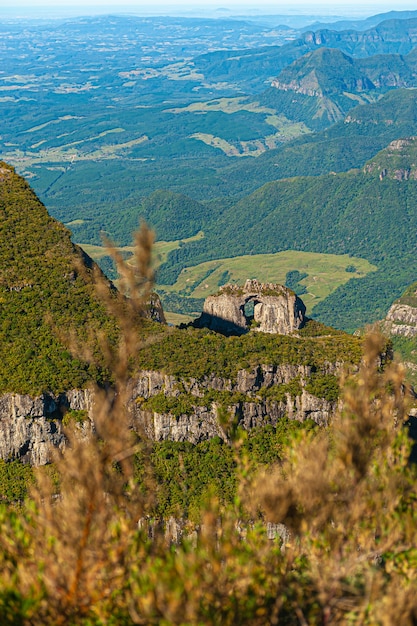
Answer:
(2, 1, 417, 19)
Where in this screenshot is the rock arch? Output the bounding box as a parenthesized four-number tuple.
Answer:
(195, 279, 306, 336)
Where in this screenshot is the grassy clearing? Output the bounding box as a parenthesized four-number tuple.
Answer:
(265, 114, 311, 138)
(190, 133, 272, 157)
(153, 232, 204, 267)
(164, 311, 194, 325)
(190, 116, 310, 156)
(25, 115, 83, 133)
(159, 250, 377, 313)
(66, 219, 85, 226)
(190, 133, 244, 156)
(165, 96, 275, 115)
(79, 243, 135, 260)
(79, 231, 204, 268)
(3, 135, 148, 167)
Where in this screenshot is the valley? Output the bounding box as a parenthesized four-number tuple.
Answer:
(2, 9, 417, 332)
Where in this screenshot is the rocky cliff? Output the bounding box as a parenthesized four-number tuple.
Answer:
(0, 389, 92, 465)
(383, 281, 417, 338)
(0, 168, 356, 466)
(0, 360, 340, 465)
(380, 282, 417, 385)
(130, 364, 338, 445)
(363, 137, 417, 181)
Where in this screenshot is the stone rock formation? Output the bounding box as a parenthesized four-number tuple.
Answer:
(129, 363, 340, 446)
(384, 302, 417, 337)
(0, 361, 340, 465)
(0, 390, 92, 465)
(194, 279, 306, 335)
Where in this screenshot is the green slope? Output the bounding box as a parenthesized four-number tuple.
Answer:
(0, 162, 119, 394)
(191, 16, 417, 93)
(158, 139, 417, 331)
(196, 88, 417, 206)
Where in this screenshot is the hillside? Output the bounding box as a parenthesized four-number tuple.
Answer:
(301, 9, 417, 32)
(158, 138, 417, 331)
(57, 87, 417, 264)
(277, 47, 417, 95)
(0, 163, 364, 403)
(254, 46, 417, 131)
(190, 16, 417, 93)
(0, 162, 120, 394)
(4, 14, 417, 254)
(219, 88, 417, 198)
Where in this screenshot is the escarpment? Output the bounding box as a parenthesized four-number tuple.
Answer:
(0, 358, 344, 465)
(383, 281, 417, 338)
(129, 361, 342, 446)
(0, 390, 93, 466)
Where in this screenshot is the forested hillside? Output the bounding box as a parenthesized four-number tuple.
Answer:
(3, 13, 417, 329)
(0, 162, 120, 394)
(156, 136, 417, 330)
(1, 10, 417, 624)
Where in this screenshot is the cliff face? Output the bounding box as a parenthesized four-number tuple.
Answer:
(0, 362, 340, 465)
(380, 284, 417, 386)
(385, 302, 417, 337)
(363, 137, 417, 181)
(129, 363, 339, 445)
(0, 390, 92, 465)
(301, 18, 417, 54)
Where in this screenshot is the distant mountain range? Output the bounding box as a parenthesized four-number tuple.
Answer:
(191, 16, 417, 93)
(2, 11, 417, 332)
(300, 9, 417, 33)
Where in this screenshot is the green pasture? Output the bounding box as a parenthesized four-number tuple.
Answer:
(80, 231, 204, 269)
(165, 96, 275, 115)
(159, 250, 377, 314)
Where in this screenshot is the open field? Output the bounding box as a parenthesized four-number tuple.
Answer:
(3, 135, 149, 167)
(164, 311, 195, 325)
(165, 97, 275, 115)
(158, 250, 377, 314)
(79, 231, 204, 269)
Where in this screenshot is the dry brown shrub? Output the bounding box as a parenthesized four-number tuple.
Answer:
(246, 332, 417, 624)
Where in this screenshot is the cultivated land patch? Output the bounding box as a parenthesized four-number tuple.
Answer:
(165, 97, 275, 115)
(3, 135, 149, 167)
(158, 251, 377, 314)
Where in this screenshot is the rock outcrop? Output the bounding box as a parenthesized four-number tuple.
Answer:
(363, 137, 417, 181)
(381, 281, 417, 338)
(385, 302, 417, 337)
(0, 390, 93, 465)
(194, 279, 306, 336)
(129, 363, 340, 445)
(0, 361, 340, 465)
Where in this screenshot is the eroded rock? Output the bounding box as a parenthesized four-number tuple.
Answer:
(195, 279, 306, 336)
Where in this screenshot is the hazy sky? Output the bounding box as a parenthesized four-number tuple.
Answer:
(2, 1, 417, 18)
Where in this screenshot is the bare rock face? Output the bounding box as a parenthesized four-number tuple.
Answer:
(195, 279, 306, 336)
(0, 390, 93, 465)
(129, 362, 340, 445)
(0, 359, 341, 465)
(146, 292, 166, 324)
(384, 303, 417, 337)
